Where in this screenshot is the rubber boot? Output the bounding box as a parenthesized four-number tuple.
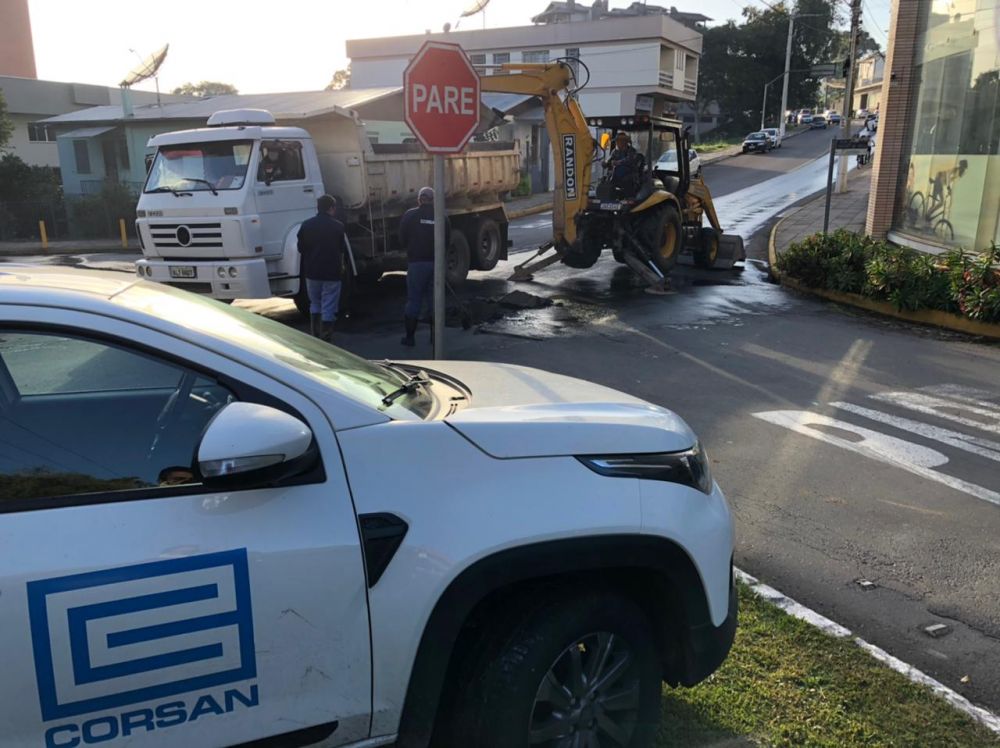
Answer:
(321, 321, 334, 343)
(400, 316, 417, 347)
(310, 313, 322, 337)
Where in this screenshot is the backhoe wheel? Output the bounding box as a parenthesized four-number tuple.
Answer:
(694, 228, 720, 269)
(651, 204, 682, 276)
(447, 229, 472, 286)
(448, 592, 661, 748)
(471, 218, 502, 270)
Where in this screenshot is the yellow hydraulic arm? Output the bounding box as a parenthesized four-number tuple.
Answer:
(480, 63, 595, 250)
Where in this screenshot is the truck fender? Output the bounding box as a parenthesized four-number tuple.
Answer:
(282, 225, 303, 290)
(394, 535, 715, 747)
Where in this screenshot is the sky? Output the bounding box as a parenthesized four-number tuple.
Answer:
(27, 0, 892, 95)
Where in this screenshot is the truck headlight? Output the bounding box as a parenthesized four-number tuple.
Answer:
(577, 442, 713, 494)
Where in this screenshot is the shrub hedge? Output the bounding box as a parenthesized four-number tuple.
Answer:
(776, 230, 1000, 324)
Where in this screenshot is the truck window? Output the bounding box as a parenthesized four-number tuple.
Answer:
(144, 140, 253, 193)
(257, 140, 305, 183)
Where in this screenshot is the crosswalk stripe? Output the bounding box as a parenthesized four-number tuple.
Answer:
(832, 402, 1000, 464)
(871, 390, 1000, 435)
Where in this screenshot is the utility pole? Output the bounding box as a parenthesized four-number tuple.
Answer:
(778, 13, 794, 140)
(837, 0, 862, 193)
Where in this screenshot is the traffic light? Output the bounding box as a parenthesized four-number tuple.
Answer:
(842, 56, 851, 78)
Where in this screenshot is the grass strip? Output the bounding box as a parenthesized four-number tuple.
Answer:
(657, 584, 999, 747)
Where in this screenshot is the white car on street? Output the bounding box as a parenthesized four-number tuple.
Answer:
(762, 128, 782, 148)
(656, 147, 701, 176)
(0, 267, 737, 748)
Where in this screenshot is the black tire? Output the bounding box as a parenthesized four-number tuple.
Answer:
(293, 277, 310, 317)
(649, 203, 682, 276)
(470, 218, 502, 271)
(695, 228, 720, 269)
(741, 147, 748, 154)
(451, 592, 661, 748)
(447, 229, 471, 286)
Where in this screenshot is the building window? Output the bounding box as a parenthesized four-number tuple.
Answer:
(893, 7, 1000, 251)
(73, 140, 91, 174)
(27, 123, 57, 142)
(469, 53, 487, 66)
(523, 50, 550, 63)
(493, 52, 510, 66)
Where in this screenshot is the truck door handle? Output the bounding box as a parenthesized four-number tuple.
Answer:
(303, 187, 314, 193)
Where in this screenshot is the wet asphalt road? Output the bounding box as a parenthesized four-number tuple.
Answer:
(6, 124, 1000, 713)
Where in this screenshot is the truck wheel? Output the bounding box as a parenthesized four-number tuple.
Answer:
(470, 218, 502, 271)
(447, 229, 471, 286)
(650, 204, 682, 276)
(293, 279, 310, 318)
(451, 592, 661, 748)
(695, 228, 720, 269)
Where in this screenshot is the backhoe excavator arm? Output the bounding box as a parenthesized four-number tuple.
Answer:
(480, 63, 595, 250)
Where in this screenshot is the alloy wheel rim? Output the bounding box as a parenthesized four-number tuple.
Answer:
(528, 631, 640, 747)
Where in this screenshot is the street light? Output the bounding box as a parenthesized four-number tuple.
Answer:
(778, 12, 825, 140)
(761, 72, 785, 131)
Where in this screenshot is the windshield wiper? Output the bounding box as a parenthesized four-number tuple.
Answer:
(146, 186, 193, 197)
(180, 178, 219, 195)
(381, 372, 431, 407)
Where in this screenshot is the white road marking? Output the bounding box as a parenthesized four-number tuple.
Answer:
(871, 391, 1000, 435)
(832, 402, 1000, 464)
(735, 569, 1000, 735)
(752, 410, 1000, 507)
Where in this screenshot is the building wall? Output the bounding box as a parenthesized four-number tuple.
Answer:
(5, 113, 60, 167)
(868, 0, 999, 252)
(0, 0, 36, 78)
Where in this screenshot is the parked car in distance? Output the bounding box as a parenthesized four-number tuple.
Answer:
(762, 128, 782, 149)
(797, 109, 813, 125)
(810, 114, 827, 129)
(656, 147, 701, 176)
(742, 132, 771, 153)
(856, 108, 870, 120)
(824, 110, 842, 125)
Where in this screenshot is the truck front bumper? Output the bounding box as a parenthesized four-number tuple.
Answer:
(136, 257, 275, 299)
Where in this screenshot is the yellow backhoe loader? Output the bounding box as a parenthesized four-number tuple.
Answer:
(481, 61, 744, 291)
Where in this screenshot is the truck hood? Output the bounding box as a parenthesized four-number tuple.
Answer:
(415, 361, 697, 459)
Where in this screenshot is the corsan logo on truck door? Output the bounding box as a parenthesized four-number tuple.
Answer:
(27, 549, 260, 747)
(563, 135, 578, 200)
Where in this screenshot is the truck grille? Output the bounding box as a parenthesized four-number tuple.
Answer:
(150, 222, 224, 249)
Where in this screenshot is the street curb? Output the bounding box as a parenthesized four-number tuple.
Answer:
(505, 204, 551, 220)
(736, 569, 1000, 735)
(768, 222, 1000, 340)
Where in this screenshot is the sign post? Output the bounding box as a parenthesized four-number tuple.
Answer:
(403, 41, 481, 359)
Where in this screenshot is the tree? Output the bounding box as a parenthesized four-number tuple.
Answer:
(0, 91, 14, 153)
(171, 81, 238, 97)
(326, 66, 351, 91)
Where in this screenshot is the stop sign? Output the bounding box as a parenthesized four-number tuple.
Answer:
(404, 41, 481, 153)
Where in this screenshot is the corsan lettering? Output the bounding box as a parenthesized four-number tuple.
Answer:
(44, 685, 259, 748)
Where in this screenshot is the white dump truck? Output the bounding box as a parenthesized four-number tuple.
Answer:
(134, 109, 520, 313)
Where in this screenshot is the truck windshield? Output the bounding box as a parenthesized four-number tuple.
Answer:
(145, 140, 253, 193)
(113, 282, 432, 419)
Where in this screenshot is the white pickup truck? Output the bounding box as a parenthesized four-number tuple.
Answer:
(0, 267, 737, 748)
(134, 109, 519, 313)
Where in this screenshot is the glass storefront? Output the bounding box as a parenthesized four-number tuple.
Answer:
(894, 1, 999, 251)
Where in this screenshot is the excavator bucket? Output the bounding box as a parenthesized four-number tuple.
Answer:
(714, 233, 746, 270)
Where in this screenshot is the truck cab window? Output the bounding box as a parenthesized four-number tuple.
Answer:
(257, 140, 305, 184)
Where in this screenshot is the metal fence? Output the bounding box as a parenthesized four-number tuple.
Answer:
(0, 195, 138, 241)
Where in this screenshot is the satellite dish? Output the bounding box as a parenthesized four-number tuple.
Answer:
(121, 44, 169, 87)
(461, 0, 490, 17)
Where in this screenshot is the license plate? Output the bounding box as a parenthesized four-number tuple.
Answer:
(600, 202, 622, 211)
(169, 266, 196, 279)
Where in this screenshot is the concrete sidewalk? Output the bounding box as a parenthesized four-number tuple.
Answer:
(772, 166, 872, 258)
